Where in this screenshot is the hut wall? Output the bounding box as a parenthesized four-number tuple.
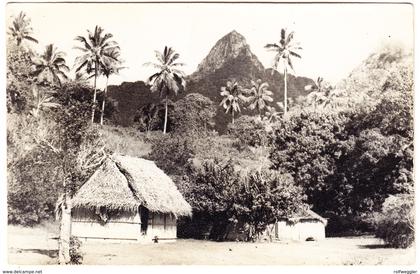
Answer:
(72, 208, 141, 241)
(276, 219, 325, 241)
(138, 212, 177, 243)
(72, 208, 178, 243)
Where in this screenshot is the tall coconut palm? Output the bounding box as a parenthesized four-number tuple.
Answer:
(8, 12, 38, 46)
(99, 50, 124, 125)
(246, 79, 274, 119)
(32, 44, 69, 86)
(145, 46, 185, 134)
(220, 80, 246, 124)
(74, 25, 120, 123)
(265, 28, 301, 117)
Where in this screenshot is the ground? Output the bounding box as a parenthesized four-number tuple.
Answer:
(7, 224, 415, 265)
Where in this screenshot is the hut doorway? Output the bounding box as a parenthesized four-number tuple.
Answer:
(140, 206, 149, 234)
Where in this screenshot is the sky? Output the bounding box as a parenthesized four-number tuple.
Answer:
(6, 2, 414, 87)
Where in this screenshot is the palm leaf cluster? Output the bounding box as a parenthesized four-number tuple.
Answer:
(219, 81, 247, 124)
(265, 28, 302, 72)
(8, 12, 38, 46)
(146, 46, 186, 97)
(32, 44, 70, 86)
(30, 86, 60, 117)
(245, 79, 274, 117)
(305, 77, 339, 111)
(74, 26, 120, 75)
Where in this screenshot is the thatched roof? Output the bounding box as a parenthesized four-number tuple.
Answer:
(282, 208, 328, 226)
(72, 154, 192, 216)
(72, 158, 139, 211)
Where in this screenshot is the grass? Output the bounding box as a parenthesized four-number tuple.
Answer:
(7, 224, 415, 265)
(98, 125, 152, 157)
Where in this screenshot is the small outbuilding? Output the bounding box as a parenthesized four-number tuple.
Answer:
(275, 209, 327, 241)
(71, 154, 192, 243)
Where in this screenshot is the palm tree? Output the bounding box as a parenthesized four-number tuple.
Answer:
(30, 86, 60, 118)
(246, 79, 274, 119)
(74, 25, 120, 123)
(263, 106, 282, 123)
(32, 44, 69, 86)
(99, 50, 124, 125)
(265, 28, 301, 117)
(220, 80, 246, 124)
(305, 77, 332, 111)
(145, 46, 186, 134)
(8, 12, 38, 46)
(74, 71, 92, 86)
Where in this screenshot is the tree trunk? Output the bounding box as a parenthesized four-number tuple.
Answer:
(58, 194, 71, 264)
(91, 65, 98, 123)
(283, 67, 288, 118)
(232, 110, 235, 124)
(163, 96, 168, 134)
(100, 76, 109, 126)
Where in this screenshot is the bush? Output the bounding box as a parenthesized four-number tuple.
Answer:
(227, 115, 268, 148)
(374, 194, 414, 248)
(181, 160, 306, 241)
(69, 236, 83, 264)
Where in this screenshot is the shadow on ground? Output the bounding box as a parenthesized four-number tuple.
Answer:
(358, 244, 390, 249)
(16, 248, 58, 258)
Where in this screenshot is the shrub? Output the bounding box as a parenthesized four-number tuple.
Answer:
(181, 160, 306, 241)
(69, 236, 83, 264)
(374, 194, 414, 248)
(227, 115, 268, 148)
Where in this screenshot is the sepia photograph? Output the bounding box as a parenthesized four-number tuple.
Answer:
(1, 0, 416, 271)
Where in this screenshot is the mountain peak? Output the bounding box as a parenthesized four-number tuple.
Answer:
(224, 30, 245, 39)
(193, 30, 264, 79)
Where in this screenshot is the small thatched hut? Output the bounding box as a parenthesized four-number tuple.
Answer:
(71, 154, 192, 242)
(275, 209, 327, 241)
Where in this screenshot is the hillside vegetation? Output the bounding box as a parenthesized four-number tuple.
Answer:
(6, 10, 414, 265)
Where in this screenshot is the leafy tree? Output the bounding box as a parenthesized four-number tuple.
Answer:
(99, 49, 124, 125)
(374, 194, 414, 248)
(181, 160, 305, 241)
(265, 28, 302, 117)
(32, 44, 69, 86)
(219, 80, 246, 124)
(227, 115, 269, 148)
(6, 41, 34, 113)
(145, 46, 186, 134)
(74, 25, 120, 123)
(269, 64, 413, 227)
(171, 93, 216, 134)
(245, 79, 273, 118)
(147, 132, 194, 176)
(133, 103, 162, 134)
(269, 112, 344, 213)
(49, 83, 106, 264)
(8, 12, 38, 46)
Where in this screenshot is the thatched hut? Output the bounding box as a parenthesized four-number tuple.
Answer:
(71, 154, 192, 242)
(275, 209, 327, 241)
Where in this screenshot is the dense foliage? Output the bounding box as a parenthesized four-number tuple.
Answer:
(374, 194, 414, 248)
(269, 63, 413, 234)
(179, 160, 305, 241)
(6, 11, 414, 250)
